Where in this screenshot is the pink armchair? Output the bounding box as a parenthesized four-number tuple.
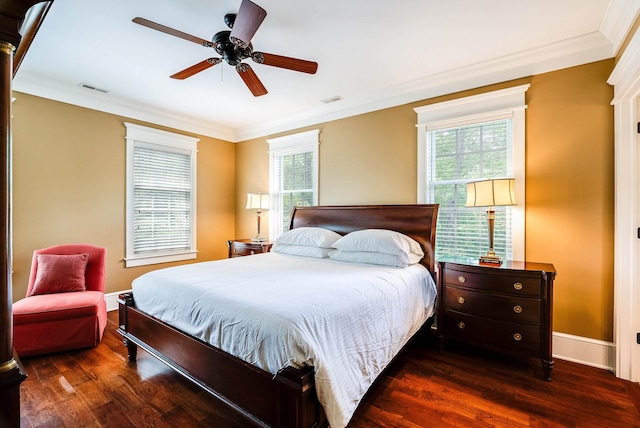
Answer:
(13, 244, 107, 357)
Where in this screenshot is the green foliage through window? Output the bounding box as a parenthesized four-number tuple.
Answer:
(276, 151, 314, 234)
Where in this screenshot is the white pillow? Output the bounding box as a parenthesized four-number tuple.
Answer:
(328, 250, 408, 267)
(272, 243, 332, 259)
(274, 227, 342, 248)
(332, 229, 424, 265)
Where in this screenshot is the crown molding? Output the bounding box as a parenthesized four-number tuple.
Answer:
(14, 31, 613, 143)
(12, 72, 236, 142)
(600, 0, 640, 56)
(608, 5, 640, 99)
(234, 31, 613, 141)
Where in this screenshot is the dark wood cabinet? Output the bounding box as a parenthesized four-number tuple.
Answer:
(437, 259, 556, 380)
(227, 239, 272, 258)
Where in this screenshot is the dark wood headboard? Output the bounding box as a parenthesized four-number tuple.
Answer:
(289, 204, 439, 276)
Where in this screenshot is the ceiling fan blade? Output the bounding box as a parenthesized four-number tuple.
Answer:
(229, 0, 267, 48)
(132, 17, 214, 47)
(236, 63, 268, 96)
(171, 58, 221, 79)
(252, 52, 318, 74)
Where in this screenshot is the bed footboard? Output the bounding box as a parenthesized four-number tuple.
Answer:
(117, 292, 327, 428)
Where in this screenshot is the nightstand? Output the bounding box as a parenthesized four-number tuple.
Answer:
(227, 239, 273, 258)
(436, 259, 556, 380)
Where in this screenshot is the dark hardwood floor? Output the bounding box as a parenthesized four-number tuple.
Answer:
(18, 311, 640, 427)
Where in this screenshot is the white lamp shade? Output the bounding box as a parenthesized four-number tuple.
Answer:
(246, 193, 270, 210)
(465, 178, 516, 207)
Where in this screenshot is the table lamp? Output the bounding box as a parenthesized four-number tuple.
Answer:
(465, 178, 516, 264)
(246, 192, 269, 242)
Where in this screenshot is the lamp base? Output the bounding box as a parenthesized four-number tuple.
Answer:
(479, 254, 503, 265)
(251, 237, 267, 242)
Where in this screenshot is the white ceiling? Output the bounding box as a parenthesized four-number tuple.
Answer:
(13, 0, 639, 142)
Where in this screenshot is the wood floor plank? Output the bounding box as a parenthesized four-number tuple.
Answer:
(73, 380, 112, 410)
(91, 400, 135, 427)
(54, 395, 99, 427)
(16, 312, 640, 427)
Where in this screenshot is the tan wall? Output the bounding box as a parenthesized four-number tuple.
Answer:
(11, 93, 236, 299)
(236, 60, 615, 341)
(234, 136, 270, 240)
(526, 60, 615, 341)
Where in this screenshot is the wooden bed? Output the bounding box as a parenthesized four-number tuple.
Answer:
(117, 204, 439, 428)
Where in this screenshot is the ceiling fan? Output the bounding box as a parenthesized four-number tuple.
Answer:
(133, 0, 318, 97)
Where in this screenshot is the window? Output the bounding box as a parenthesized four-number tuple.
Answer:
(267, 129, 319, 239)
(415, 85, 528, 261)
(124, 123, 199, 267)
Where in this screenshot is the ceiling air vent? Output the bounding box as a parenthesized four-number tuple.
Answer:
(321, 95, 343, 104)
(79, 83, 108, 94)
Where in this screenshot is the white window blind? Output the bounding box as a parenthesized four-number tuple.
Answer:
(268, 130, 319, 239)
(415, 85, 527, 262)
(133, 146, 191, 253)
(426, 118, 514, 260)
(125, 123, 199, 267)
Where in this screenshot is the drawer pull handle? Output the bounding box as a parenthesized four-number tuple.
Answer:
(513, 305, 523, 314)
(457, 296, 465, 304)
(513, 333, 522, 341)
(513, 282, 523, 291)
(457, 322, 465, 329)
(457, 275, 466, 283)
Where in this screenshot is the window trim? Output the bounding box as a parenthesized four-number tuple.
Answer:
(414, 85, 528, 261)
(124, 122, 199, 267)
(267, 129, 319, 239)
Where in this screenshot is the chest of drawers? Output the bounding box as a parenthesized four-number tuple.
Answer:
(437, 260, 556, 380)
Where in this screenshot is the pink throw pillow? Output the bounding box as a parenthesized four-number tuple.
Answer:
(30, 253, 89, 296)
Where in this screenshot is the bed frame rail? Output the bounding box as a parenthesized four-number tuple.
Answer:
(117, 292, 326, 428)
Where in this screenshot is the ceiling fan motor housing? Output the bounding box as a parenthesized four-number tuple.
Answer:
(212, 30, 252, 66)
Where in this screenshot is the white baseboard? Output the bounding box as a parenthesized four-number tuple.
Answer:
(553, 331, 615, 372)
(105, 289, 131, 312)
(105, 290, 616, 373)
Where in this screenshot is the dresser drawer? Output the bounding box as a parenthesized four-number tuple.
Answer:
(443, 311, 541, 355)
(444, 268, 541, 296)
(444, 286, 541, 323)
(231, 243, 259, 256)
(228, 240, 272, 258)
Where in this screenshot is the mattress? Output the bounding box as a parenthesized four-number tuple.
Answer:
(132, 251, 437, 428)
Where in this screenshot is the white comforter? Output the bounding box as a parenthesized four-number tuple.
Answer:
(132, 252, 437, 428)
